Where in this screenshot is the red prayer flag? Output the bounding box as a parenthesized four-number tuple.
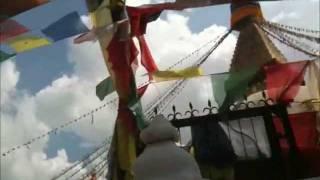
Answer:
(127, 6, 162, 36)
(137, 36, 158, 75)
(127, 6, 159, 89)
(0, 19, 29, 42)
(273, 112, 320, 177)
(264, 61, 310, 103)
(107, 37, 137, 100)
(0, 0, 49, 18)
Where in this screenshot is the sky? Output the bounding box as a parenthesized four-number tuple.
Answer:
(1, 0, 319, 179)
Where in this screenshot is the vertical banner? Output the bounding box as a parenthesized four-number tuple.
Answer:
(86, 1, 139, 179)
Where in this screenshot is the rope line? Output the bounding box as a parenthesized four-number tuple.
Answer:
(51, 136, 111, 180)
(258, 24, 319, 57)
(266, 21, 320, 35)
(1, 98, 117, 157)
(262, 20, 320, 43)
(144, 30, 232, 118)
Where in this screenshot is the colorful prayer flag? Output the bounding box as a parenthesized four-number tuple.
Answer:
(7, 35, 51, 53)
(42, 12, 89, 42)
(88, 0, 113, 28)
(273, 112, 320, 177)
(0, 50, 15, 63)
(153, 67, 204, 82)
(96, 76, 115, 101)
(264, 60, 310, 103)
(0, 19, 29, 42)
(127, 6, 163, 36)
(137, 36, 158, 78)
(210, 72, 230, 107)
(214, 67, 259, 111)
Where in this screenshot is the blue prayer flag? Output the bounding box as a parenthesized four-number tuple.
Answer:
(42, 12, 89, 42)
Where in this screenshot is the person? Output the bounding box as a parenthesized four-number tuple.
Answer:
(132, 114, 207, 180)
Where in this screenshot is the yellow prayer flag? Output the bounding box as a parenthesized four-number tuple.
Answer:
(116, 121, 136, 180)
(89, 0, 113, 28)
(7, 35, 51, 53)
(153, 67, 204, 82)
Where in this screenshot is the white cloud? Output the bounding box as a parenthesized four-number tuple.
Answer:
(0, 60, 19, 106)
(3, 150, 71, 180)
(1, 62, 72, 180)
(271, 11, 300, 23)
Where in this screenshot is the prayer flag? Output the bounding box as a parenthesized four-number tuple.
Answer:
(96, 76, 115, 101)
(265, 60, 309, 103)
(153, 67, 204, 82)
(214, 67, 259, 111)
(7, 35, 51, 53)
(42, 12, 89, 42)
(0, 50, 15, 63)
(0, 19, 29, 42)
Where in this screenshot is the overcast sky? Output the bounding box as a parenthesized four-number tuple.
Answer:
(1, 0, 319, 179)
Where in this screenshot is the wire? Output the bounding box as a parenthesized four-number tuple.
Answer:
(262, 23, 320, 56)
(262, 20, 320, 43)
(266, 20, 320, 35)
(258, 24, 319, 57)
(2, 30, 230, 158)
(1, 98, 117, 157)
(144, 30, 232, 118)
(51, 136, 111, 180)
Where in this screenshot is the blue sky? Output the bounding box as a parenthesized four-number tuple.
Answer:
(1, 0, 319, 179)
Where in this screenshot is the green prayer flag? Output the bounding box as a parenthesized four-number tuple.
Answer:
(96, 76, 115, 101)
(0, 50, 15, 63)
(211, 67, 259, 112)
(211, 73, 230, 107)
